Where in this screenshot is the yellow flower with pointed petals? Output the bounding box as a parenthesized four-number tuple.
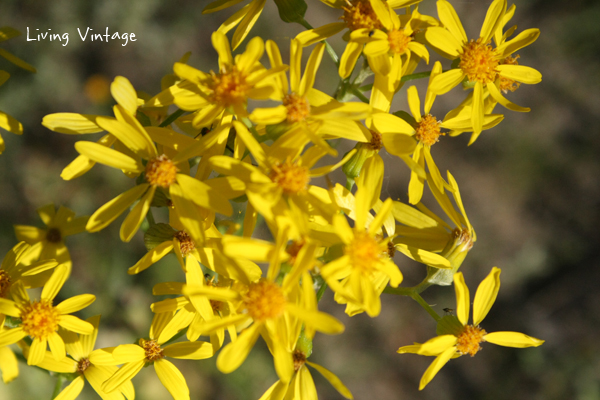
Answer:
(203, 0, 267, 50)
(425, 0, 541, 135)
(398, 267, 544, 390)
(24, 315, 135, 400)
(0, 265, 95, 366)
(250, 39, 371, 155)
(102, 312, 215, 400)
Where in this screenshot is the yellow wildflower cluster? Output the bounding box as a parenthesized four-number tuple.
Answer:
(0, 0, 545, 398)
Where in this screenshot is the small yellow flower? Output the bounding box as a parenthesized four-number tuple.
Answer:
(0, 265, 95, 366)
(397, 267, 544, 390)
(425, 0, 541, 134)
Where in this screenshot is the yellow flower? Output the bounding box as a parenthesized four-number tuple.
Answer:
(323, 156, 403, 317)
(14, 204, 88, 278)
(249, 39, 371, 155)
(23, 315, 135, 400)
(102, 312, 215, 400)
(397, 267, 544, 390)
(203, 0, 267, 50)
(183, 234, 344, 383)
(425, 0, 541, 134)
(0, 265, 95, 366)
(148, 32, 286, 129)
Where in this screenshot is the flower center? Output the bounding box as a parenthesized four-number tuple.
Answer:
(456, 324, 487, 356)
(368, 129, 383, 151)
(145, 155, 177, 188)
(452, 227, 474, 251)
(46, 228, 62, 243)
(140, 339, 164, 362)
(269, 158, 311, 195)
(415, 114, 443, 146)
(76, 358, 91, 374)
(293, 349, 307, 372)
(210, 67, 250, 107)
(286, 239, 306, 265)
(498, 55, 521, 93)
(243, 281, 286, 322)
(388, 29, 412, 55)
(342, 0, 383, 31)
(386, 241, 396, 258)
(174, 230, 195, 257)
(459, 38, 499, 84)
(0, 270, 11, 298)
(20, 300, 60, 339)
(283, 93, 311, 123)
(345, 232, 384, 275)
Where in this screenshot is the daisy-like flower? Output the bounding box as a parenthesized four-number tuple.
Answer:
(0, 264, 95, 366)
(249, 39, 371, 155)
(24, 315, 135, 400)
(183, 232, 344, 383)
(203, 0, 267, 50)
(425, 0, 541, 134)
(14, 204, 88, 277)
(371, 80, 502, 204)
(148, 31, 286, 129)
(102, 312, 215, 400)
(321, 156, 403, 317)
(0, 27, 36, 154)
(398, 267, 544, 390)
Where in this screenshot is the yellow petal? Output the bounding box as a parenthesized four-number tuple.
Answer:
(164, 341, 214, 360)
(496, 28, 540, 58)
(473, 266, 501, 326)
(74, 141, 143, 173)
(453, 272, 470, 326)
(176, 174, 233, 216)
(424, 61, 443, 114)
(479, 0, 507, 43)
(120, 185, 156, 242)
(212, 31, 233, 69)
(249, 105, 288, 125)
(471, 81, 484, 135)
(42, 113, 102, 134)
(339, 41, 363, 79)
(236, 36, 265, 73)
(0, 326, 26, 347)
(54, 374, 85, 400)
(394, 243, 451, 269)
(487, 81, 530, 112)
(216, 322, 261, 373)
(407, 85, 421, 121)
(129, 241, 174, 274)
(285, 304, 345, 335)
(417, 334, 457, 356)
(497, 64, 542, 84)
(231, 0, 266, 51)
(203, 0, 245, 14)
(27, 337, 47, 366)
(96, 116, 153, 159)
(306, 361, 353, 399)
(154, 359, 190, 400)
(424, 27, 462, 59)
(0, 111, 22, 136)
(48, 332, 66, 361)
(41, 264, 68, 301)
(299, 42, 325, 96)
(0, 346, 19, 383)
(169, 184, 205, 245)
(436, 0, 467, 43)
(102, 360, 145, 393)
(419, 346, 456, 390)
(58, 315, 94, 335)
(428, 68, 464, 95)
(0, 48, 36, 72)
(232, 120, 267, 167)
(86, 184, 149, 233)
(295, 22, 346, 47)
(111, 76, 138, 115)
(56, 294, 96, 314)
(484, 331, 545, 348)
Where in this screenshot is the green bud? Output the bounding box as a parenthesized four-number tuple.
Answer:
(274, 0, 308, 24)
(296, 329, 313, 358)
(424, 228, 473, 286)
(342, 143, 376, 182)
(144, 223, 176, 251)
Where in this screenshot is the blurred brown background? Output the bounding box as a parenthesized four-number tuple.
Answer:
(0, 0, 598, 399)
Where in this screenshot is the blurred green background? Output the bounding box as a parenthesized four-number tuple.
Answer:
(1, 0, 598, 399)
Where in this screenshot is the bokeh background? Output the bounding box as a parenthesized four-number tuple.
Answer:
(0, 0, 598, 399)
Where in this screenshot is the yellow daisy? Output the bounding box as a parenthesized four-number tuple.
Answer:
(397, 267, 544, 390)
(23, 315, 135, 400)
(0, 264, 95, 366)
(425, 0, 541, 134)
(102, 312, 215, 400)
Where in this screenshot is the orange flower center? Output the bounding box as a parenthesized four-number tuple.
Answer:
(46, 228, 62, 243)
(20, 300, 60, 339)
(145, 155, 177, 188)
(210, 67, 250, 107)
(174, 230, 195, 257)
(459, 38, 499, 84)
(345, 231, 384, 275)
(0, 270, 11, 298)
(456, 324, 487, 356)
(293, 349, 307, 372)
(140, 339, 164, 362)
(368, 129, 383, 151)
(498, 55, 521, 93)
(243, 281, 286, 322)
(415, 114, 443, 146)
(283, 93, 311, 123)
(269, 158, 311, 195)
(342, 0, 383, 31)
(388, 29, 412, 55)
(76, 358, 91, 374)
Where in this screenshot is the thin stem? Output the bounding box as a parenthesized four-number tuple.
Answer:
(51, 374, 67, 399)
(411, 292, 441, 322)
(159, 109, 186, 127)
(383, 280, 439, 322)
(349, 87, 369, 103)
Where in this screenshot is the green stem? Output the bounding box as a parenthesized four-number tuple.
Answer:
(383, 280, 440, 322)
(400, 70, 433, 83)
(315, 277, 328, 302)
(51, 375, 67, 399)
(411, 292, 441, 322)
(159, 108, 186, 127)
(349, 87, 369, 104)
